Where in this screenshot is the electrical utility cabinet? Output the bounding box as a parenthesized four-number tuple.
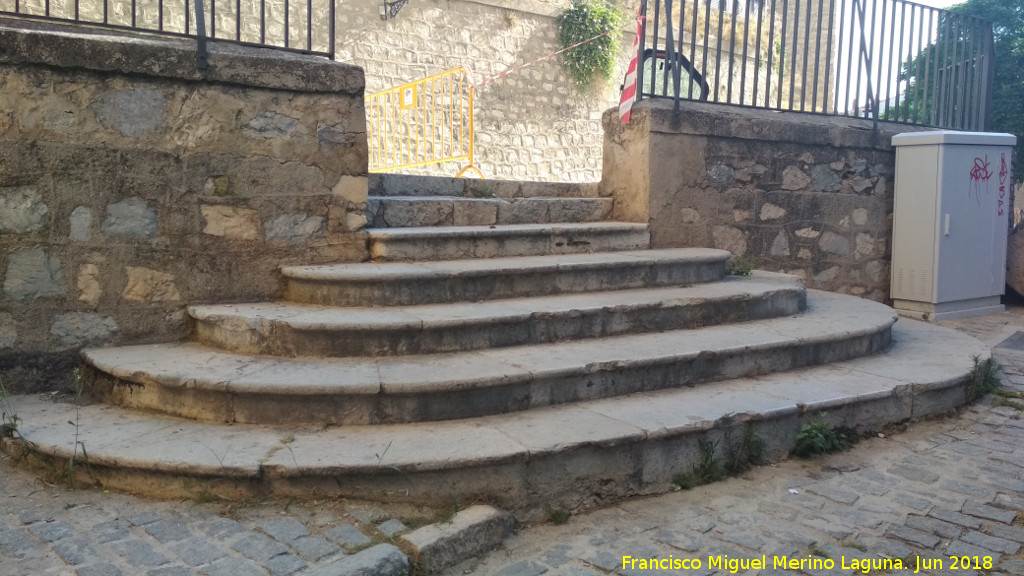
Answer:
(891, 131, 1016, 321)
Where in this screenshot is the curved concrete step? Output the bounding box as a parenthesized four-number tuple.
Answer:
(85, 291, 894, 425)
(282, 248, 728, 307)
(7, 318, 988, 510)
(366, 222, 650, 261)
(191, 274, 806, 357)
(366, 196, 613, 228)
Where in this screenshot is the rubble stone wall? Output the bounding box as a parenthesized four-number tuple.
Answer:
(0, 21, 369, 392)
(602, 99, 935, 302)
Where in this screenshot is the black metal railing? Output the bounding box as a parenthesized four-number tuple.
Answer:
(0, 0, 335, 61)
(636, 0, 994, 131)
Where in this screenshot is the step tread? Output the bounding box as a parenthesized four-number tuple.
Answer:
(17, 318, 985, 478)
(365, 221, 648, 239)
(282, 248, 727, 282)
(87, 290, 892, 397)
(191, 273, 804, 332)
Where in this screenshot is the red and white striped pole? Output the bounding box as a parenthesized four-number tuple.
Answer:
(618, 6, 643, 123)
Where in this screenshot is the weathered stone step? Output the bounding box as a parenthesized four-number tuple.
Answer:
(8, 318, 987, 510)
(366, 222, 650, 261)
(369, 173, 601, 199)
(84, 291, 894, 425)
(283, 248, 725, 307)
(366, 196, 613, 228)
(191, 274, 806, 357)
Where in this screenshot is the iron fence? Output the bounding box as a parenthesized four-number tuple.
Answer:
(636, 0, 995, 131)
(0, 0, 334, 61)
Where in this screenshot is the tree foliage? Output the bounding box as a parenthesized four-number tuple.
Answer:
(893, 0, 1022, 180)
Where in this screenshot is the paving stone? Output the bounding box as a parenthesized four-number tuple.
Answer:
(804, 485, 860, 505)
(303, 543, 409, 576)
(979, 475, 1024, 492)
(128, 512, 162, 527)
(983, 522, 1024, 543)
(0, 525, 37, 558)
(203, 557, 267, 576)
(291, 535, 340, 562)
(145, 519, 191, 543)
(146, 567, 192, 576)
(92, 519, 131, 543)
(888, 464, 941, 484)
(27, 519, 74, 543)
(493, 560, 549, 576)
(994, 492, 1024, 510)
(324, 523, 372, 549)
(711, 528, 765, 551)
(169, 537, 228, 566)
(946, 540, 1002, 564)
(962, 502, 1017, 524)
(906, 515, 962, 539)
(651, 529, 701, 552)
(539, 545, 573, 567)
(580, 550, 621, 572)
(894, 493, 932, 511)
(960, 530, 1021, 554)
(259, 519, 309, 543)
(54, 537, 101, 565)
(940, 480, 995, 500)
(929, 507, 983, 529)
(109, 539, 169, 568)
(18, 510, 43, 524)
(201, 517, 248, 540)
(375, 519, 407, 537)
(77, 563, 123, 576)
(233, 533, 289, 563)
(264, 552, 307, 576)
(886, 524, 941, 549)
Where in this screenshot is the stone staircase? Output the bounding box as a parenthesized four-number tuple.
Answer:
(4, 179, 990, 513)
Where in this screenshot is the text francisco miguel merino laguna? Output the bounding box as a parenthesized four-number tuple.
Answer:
(621, 553, 994, 573)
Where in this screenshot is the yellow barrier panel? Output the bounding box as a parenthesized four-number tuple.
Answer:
(367, 66, 483, 178)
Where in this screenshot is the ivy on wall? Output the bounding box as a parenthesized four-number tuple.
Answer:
(556, 0, 625, 90)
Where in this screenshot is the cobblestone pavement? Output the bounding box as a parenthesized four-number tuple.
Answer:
(4, 309, 1024, 576)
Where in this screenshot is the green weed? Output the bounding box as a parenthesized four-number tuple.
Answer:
(545, 505, 571, 525)
(794, 414, 849, 458)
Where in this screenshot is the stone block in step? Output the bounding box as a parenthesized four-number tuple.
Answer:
(282, 248, 729, 307)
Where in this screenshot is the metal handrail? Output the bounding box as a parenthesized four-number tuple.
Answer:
(635, 0, 995, 131)
(1, 0, 334, 60)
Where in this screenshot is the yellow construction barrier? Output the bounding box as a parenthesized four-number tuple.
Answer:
(366, 66, 483, 178)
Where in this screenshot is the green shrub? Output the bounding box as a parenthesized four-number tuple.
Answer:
(556, 1, 624, 90)
(794, 414, 849, 457)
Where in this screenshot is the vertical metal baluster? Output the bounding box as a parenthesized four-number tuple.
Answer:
(947, 15, 962, 128)
(235, 0, 240, 41)
(833, 0, 846, 115)
(651, 0, 661, 96)
(714, 0, 725, 103)
(810, 0, 824, 112)
(131, 0, 136, 28)
(765, 0, 777, 108)
(752, 0, 764, 108)
(727, 0, 739, 104)
(777, 0, 787, 109)
(869, 0, 883, 121)
(739, 0, 751, 106)
(961, 18, 975, 129)
(185, 0, 190, 35)
(917, 8, 933, 124)
(800, 0, 812, 110)
(821, 0, 835, 114)
(968, 18, 983, 130)
(688, 0, 698, 100)
(260, 0, 266, 45)
(195, 0, 208, 68)
(890, 0, 904, 121)
(878, 0, 893, 120)
(307, 0, 312, 51)
(158, 0, 163, 31)
(680, 0, 688, 99)
(283, 0, 289, 48)
(919, 9, 934, 125)
(702, 0, 712, 99)
(210, 0, 215, 38)
(845, 0, 858, 115)
(980, 20, 993, 130)
(788, 0, 799, 110)
(933, 10, 951, 126)
(897, 3, 912, 122)
(637, 0, 647, 101)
